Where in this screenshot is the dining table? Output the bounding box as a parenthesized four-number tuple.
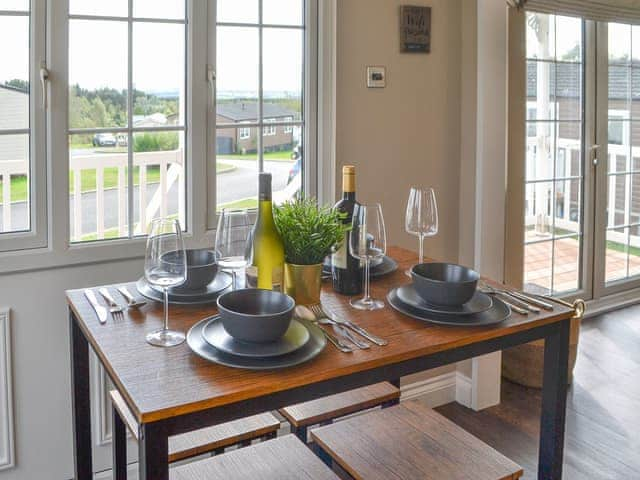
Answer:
(67, 246, 574, 480)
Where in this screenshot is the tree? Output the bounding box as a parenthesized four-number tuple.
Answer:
(3, 79, 29, 92)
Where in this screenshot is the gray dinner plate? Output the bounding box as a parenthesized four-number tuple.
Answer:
(187, 316, 326, 370)
(395, 284, 493, 316)
(136, 272, 232, 305)
(387, 287, 510, 327)
(202, 316, 311, 358)
(322, 255, 398, 278)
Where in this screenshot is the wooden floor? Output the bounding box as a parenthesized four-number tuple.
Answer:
(433, 305, 640, 480)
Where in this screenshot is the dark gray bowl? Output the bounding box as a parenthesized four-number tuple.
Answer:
(411, 263, 479, 307)
(217, 289, 295, 343)
(162, 249, 219, 291)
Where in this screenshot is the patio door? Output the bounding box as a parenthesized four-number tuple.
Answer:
(512, 12, 640, 302)
(593, 22, 640, 298)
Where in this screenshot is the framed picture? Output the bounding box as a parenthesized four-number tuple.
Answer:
(400, 6, 431, 53)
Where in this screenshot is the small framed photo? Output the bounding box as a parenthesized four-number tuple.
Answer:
(367, 66, 386, 88)
(400, 5, 431, 53)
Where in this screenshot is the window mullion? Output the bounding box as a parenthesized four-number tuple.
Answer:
(127, 0, 134, 239)
(258, 0, 264, 173)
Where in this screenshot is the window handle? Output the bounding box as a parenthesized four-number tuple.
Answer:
(39, 62, 49, 110)
(207, 64, 216, 110)
(590, 144, 600, 166)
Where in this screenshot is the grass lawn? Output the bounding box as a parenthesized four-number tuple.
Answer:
(1, 162, 234, 204)
(217, 197, 258, 211)
(220, 149, 294, 162)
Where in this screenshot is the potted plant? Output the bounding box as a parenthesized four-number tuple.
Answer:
(274, 198, 349, 305)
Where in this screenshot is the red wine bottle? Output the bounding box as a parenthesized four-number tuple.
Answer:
(332, 166, 363, 295)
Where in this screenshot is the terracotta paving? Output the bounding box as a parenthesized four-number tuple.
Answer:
(524, 235, 640, 293)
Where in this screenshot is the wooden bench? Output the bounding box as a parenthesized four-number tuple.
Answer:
(109, 390, 280, 465)
(311, 400, 524, 480)
(171, 434, 340, 480)
(279, 382, 400, 442)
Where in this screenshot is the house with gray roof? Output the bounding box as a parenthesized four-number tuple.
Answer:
(216, 102, 297, 154)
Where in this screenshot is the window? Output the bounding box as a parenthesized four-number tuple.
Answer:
(215, 0, 307, 212)
(523, 12, 584, 295)
(239, 124, 251, 140)
(67, 1, 187, 243)
(0, 0, 47, 251)
(263, 119, 276, 136)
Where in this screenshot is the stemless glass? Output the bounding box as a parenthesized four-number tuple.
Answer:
(144, 218, 187, 347)
(405, 187, 438, 275)
(215, 209, 252, 290)
(349, 203, 387, 310)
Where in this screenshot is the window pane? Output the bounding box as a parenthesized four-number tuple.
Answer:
(69, 0, 128, 17)
(556, 122, 581, 177)
(69, 133, 130, 242)
(526, 13, 555, 60)
(554, 179, 581, 235)
(609, 65, 630, 115)
(216, 27, 259, 116)
(1, 0, 29, 11)
(524, 240, 552, 295)
(263, 0, 303, 26)
(527, 60, 555, 121)
(553, 236, 580, 294)
(133, 131, 185, 235)
(556, 63, 581, 121)
(134, 0, 185, 20)
(263, 29, 303, 122)
(609, 23, 631, 64)
(526, 122, 555, 181)
(216, 128, 258, 211)
(69, 20, 128, 128)
(606, 227, 629, 282)
(525, 181, 553, 241)
(265, 130, 301, 205)
(133, 22, 185, 126)
(0, 134, 29, 234)
(555, 16, 582, 62)
(217, 0, 258, 24)
(0, 16, 29, 130)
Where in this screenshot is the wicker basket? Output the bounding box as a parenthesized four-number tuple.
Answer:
(502, 299, 584, 388)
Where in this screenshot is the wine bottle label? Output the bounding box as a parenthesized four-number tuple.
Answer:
(331, 237, 347, 269)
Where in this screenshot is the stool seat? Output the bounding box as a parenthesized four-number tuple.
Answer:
(171, 435, 340, 480)
(311, 400, 524, 480)
(109, 390, 280, 462)
(279, 382, 400, 428)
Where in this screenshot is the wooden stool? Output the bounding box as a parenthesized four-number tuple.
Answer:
(110, 390, 280, 476)
(279, 382, 400, 443)
(171, 434, 340, 479)
(311, 400, 524, 480)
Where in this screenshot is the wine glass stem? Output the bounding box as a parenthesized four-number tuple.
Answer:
(418, 234, 425, 264)
(231, 270, 237, 290)
(163, 287, 169, 332)
(362, 258, 372, 303)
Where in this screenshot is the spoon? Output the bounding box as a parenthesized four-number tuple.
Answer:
(295, 305, 353, 353)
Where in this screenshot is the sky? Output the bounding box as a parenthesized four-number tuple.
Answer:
(0, 0, 304, 95)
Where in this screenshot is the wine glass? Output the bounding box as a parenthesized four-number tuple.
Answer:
(144, 218, 187, 347)
(405, 187, 438, 275)
(215, 209, 252, 290)
(349, 203, 387, 310)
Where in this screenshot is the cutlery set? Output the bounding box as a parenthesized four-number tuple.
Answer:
(479, 282, 555, 316)
(84, 286, 146, 323)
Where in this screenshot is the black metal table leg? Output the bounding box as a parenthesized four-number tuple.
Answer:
(139, 422, 169, 480)
(113, 406, 127, 480)
(538, 319, 570, 480)
(70, 310, 93, 480)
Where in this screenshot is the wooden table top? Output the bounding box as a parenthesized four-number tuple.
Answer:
(66, 246, 573, 423)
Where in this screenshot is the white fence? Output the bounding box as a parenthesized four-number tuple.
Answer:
(0, 149, 184, 240)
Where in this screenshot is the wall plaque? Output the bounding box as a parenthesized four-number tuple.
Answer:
(400, 6, 431, 53)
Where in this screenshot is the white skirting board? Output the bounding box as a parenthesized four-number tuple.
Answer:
(0, 308, 14, 471)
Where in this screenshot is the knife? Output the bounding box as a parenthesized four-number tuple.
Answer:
(84, 289, 107, 324)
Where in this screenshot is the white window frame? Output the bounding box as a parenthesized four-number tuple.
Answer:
(283, 116, 294, 134)
(239, 123, 251, 140)
(0, 0, 48, 253)
(263, 118, 276, 136)
(0, 0, 335, 274)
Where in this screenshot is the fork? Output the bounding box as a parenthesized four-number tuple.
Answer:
(309, 305, 371, 349)
(310, 304, 387, 346)
(98, 288, 125, 320)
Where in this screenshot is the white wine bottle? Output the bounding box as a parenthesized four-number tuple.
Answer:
(248, 173, 285, 291)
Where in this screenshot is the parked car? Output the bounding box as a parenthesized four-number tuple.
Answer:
(92, 133, 117, 147)
(287, 146, 302, 185)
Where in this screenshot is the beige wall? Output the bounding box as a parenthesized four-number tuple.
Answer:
(336, 0, 462, 263)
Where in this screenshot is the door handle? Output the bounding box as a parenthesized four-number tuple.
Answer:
(590, 144, 600, 166)
(206, 64, 216, 111)
(39, 62, 49, 110)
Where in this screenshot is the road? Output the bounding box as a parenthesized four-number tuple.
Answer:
(0, 159, 294, 237)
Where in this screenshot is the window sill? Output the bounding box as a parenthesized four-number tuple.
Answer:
(0, 231, 215, 276)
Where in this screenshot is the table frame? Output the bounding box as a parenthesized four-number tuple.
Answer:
(70, 307, 570, 480)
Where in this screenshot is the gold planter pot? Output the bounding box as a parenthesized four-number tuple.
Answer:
(283, 263, 323, 305)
